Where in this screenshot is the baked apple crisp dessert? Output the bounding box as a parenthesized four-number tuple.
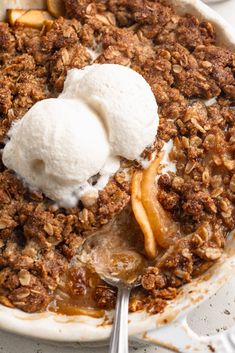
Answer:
(0, 0, 234, 316)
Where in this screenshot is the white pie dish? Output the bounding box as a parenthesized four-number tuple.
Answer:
(0, 1, 235, 352)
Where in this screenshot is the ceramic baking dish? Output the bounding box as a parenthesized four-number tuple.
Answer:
(0, 1, 235, 352)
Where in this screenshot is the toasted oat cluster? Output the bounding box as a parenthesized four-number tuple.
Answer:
(0, 0, 234, 314)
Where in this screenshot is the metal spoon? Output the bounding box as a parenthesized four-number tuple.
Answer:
(105, 275, 139, 353)
(75, 229, 145, 353)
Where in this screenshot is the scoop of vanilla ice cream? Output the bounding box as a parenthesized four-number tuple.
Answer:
(2, 98, 109, 207)
(60, 64, 158, 160)
(2, 64, 159, 207)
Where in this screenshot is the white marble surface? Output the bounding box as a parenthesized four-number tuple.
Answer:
(0, 1, 235, 353)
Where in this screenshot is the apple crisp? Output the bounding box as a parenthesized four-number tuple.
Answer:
(0, 0, 234, 314)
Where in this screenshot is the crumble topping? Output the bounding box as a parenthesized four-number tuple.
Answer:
(0, 0, 234, 314)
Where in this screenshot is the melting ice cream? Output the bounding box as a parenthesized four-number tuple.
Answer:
(2, 64, 159, 207)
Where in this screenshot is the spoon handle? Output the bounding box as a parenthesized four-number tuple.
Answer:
(109, 286, 131, 353)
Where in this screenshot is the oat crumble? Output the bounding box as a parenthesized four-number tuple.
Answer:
(0, 0, 234, 314)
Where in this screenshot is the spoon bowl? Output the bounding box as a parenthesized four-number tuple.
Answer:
(75, 228, 145, 353)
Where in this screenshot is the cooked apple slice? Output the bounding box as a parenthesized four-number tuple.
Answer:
(7, 9, 27, 26)
(141, 153, 179, 248)
(47, 0, 65, 18)
(15, 10, 54, 29)
(53, 301, 105, 318)
(131, 170, 157, 259)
